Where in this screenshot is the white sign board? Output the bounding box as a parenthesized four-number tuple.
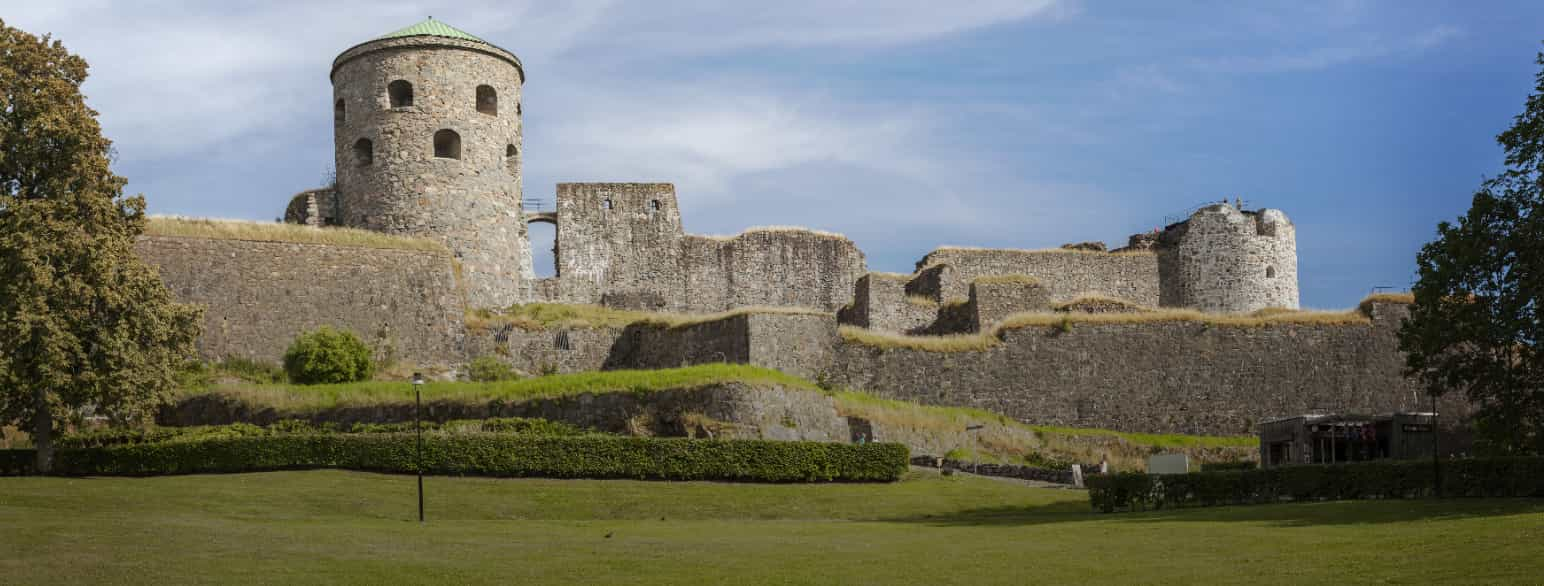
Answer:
(1146, 453, 1190, 475)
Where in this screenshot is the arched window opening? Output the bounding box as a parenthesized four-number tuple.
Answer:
(388, 80, 414, 108)
(353, 138, 373, 166)
(602, 198, 613, 210)
(334, 99, 346, 124)
(1266, 265, 1277, 278)
(649, 199, 661, 212)
(477, 85, 498, 115)
(505, 144, 518, 175)
(433, 129, 461, 160)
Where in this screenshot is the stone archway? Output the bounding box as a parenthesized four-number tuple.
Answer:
(525, 212, 558, 278)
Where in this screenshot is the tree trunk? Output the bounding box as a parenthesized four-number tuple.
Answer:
(32, 389, 53, 475)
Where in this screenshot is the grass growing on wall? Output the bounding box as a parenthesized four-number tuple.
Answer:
(183, 364, 819, 412)
(466, 303, 830, 332)
(971, 274, 1040, 286)
(145, 216, 447, 252)
(841, 300, 1391, 353)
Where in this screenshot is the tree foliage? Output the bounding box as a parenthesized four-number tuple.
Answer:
(0, 19, 202, 471)
(1402, 50, 1544, 455)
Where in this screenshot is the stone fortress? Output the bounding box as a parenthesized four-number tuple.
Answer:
(138, 19, 1460, 437)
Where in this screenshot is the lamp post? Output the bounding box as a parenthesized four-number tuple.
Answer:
(1431, 392, 1441, 499)
(965, 424, 985, 474)
(413, 372, 425, 523)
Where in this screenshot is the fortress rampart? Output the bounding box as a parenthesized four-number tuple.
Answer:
(454, 300, 1460, 436)
(135, 234, 466, 366)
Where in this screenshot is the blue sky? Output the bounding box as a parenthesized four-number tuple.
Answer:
(7, 1, 1543, 308)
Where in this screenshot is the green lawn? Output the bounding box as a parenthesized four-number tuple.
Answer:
(2, 471, 1541, 584)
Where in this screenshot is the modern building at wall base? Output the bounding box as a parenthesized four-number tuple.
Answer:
(285, 19, 1299, 317)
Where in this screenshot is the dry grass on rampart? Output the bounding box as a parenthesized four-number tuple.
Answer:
(145, 216, 447, 253)
(1360, 292, 1415, 306)
(838, 326, 1000, 352)
(997, 307, 1371, 330)
(971, 274, 1040, 286)
(928, 245, 1155, 257)
(1052, 294, 1153, 313)
(468, 303, 830, 332)
(904, 295, 938, 307)
(842, 302, 1389, 352)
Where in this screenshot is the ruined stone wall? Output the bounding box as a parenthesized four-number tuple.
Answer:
(971, 279, 1051, 329)
(839, 273, 936, 332)
(554, 183, 685, 310)
(331, 36, 530, 308)
(464, 326, 618, 374)
(1158, 205, 1299, 312)
(680, 229, 866, 313)
(135, 235, 466, 366)
(825, 301, 1464, 436)
(914, 248, 1159, 306)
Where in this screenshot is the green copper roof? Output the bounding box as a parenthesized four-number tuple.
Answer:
(377, 18, 488, 44)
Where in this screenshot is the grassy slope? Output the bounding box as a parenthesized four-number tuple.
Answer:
(186, 364, 818, 410)
(2, 470, 1539, 584)
(180, 365, 1253, 465)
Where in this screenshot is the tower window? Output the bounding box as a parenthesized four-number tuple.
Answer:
(1266, 266, 1276, 278)
(650, 199, 661, 212)
(505, 144, 518, 175)
(334, 99, 346, 124)
(353, 138, 373, 166)
(517, 102, 522, 117)
(477, 85, 497, 115)
(388, 80, 414, 108)
(434, 130, 461, 159)
(602, 198, 613, 210)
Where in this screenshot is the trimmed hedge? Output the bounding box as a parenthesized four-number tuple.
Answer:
(57, 418, 586, 449)
(1, 435, 909, 482)
(1088, 458, 1544, 512)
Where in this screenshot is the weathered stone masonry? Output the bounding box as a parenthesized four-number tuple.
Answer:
(136, 236, 466, 366)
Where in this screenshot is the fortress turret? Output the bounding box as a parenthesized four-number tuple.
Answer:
(1158, 204, 1299, 313)
(330, 18, 531, 307)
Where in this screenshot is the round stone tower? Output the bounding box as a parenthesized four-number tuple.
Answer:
(331, 18, 532, 308)
(1158, 204, 1299, 313)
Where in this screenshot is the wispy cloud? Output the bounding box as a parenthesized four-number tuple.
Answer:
(1191, 24, 1462, 74)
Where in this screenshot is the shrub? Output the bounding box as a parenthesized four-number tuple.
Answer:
(1087, 458, 1544, 513)
(282, 327, 374, 385)
(1200, 460, 1256, 472)
(4, 435, 909, 482)
(467, 356, 519, 382)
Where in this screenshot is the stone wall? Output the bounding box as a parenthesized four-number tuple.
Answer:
(970, 279, 1051, 330)
(553, 183, 686, 310)
(464, 326, 618, 374)
(914, 247, 1159, 306)
(331, 35, 530, 308)
(1158, 205, 1299, 312)
(135, 235, 466, 366)
(825, 301, 1466, 436)
(604, 312, 838, 380)
(839, 273, 936, 332)
(680, 229, 866, 313)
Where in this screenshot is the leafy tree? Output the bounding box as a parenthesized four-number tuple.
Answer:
(0, 20, 202, 472)
(1402, 50, 1544, 455)
(283, 327, 374, 385)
